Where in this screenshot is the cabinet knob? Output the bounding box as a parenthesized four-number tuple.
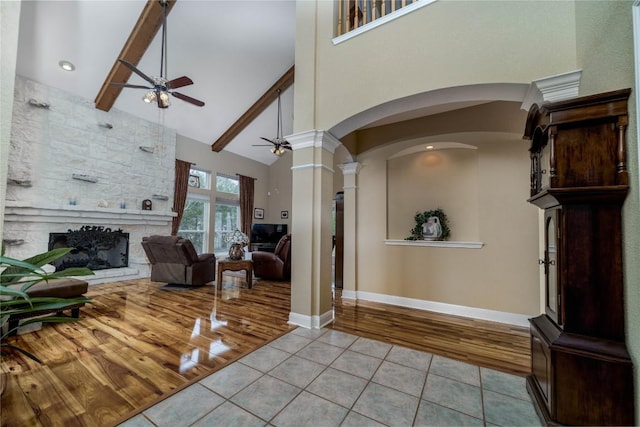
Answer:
(548, 260, 556, 265)
(538, 259, 545, 265)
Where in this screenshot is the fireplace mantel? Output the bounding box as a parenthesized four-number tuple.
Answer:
(4, 202, 176, 226)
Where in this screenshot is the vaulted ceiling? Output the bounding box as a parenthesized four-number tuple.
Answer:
(15, 0, 296, 165)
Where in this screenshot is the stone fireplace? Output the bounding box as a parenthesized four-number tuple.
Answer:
(3, 203, 176, 284)
(3, 76, 178, 284)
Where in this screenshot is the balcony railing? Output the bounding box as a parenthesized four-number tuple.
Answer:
(337, 0, 418, 36)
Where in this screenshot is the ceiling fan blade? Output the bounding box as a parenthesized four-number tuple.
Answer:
(110, 83, 153, 90)
(171, 92, 205, 107)
(283, 145, 293, 150)
(252, 144, 274, 147)
(166, 76, 193, 90)
(118, 59, 155, 86)
(260, 137, 276, 145)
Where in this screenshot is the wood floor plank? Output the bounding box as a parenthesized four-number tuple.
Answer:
(331, 290, 531, 375)
(1, 277, 530, 427)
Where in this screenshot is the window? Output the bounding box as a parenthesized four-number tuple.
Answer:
(178, 195, 210, 254)
(214, 174, 240, 254)
(214, 200, 240, 253)
(189, 169, 210, 190)
(216, 174, 239, 194)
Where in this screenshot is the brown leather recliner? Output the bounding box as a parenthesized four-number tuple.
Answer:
(252, 234, 291, 280)
(141, 235, 216, 286)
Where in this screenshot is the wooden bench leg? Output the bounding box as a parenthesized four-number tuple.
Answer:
(8, 319, 19, 337)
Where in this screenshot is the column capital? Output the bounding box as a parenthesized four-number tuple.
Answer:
(521, 69, 582, 111)
(287, 130, 341, 153)
(338, 162, 362, 176)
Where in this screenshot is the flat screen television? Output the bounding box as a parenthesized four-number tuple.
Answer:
(251, 223, 288, 244)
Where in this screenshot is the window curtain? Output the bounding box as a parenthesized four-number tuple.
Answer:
(171, 159, 192, 236)
(238, 174, 255, 245)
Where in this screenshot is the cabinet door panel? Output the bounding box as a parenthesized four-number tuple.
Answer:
(531, 334, 550, 406)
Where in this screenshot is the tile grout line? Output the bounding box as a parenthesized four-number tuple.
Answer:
(479, 364, 487, 425)
(411, 350, 435, 427)
(132, 328, 536, 427)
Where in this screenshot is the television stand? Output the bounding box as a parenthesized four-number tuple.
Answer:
(250, 242, 276, 252)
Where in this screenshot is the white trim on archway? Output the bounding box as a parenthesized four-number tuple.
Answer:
(329, 83, 530, 139)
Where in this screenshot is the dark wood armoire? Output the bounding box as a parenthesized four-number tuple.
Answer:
(524, 88, 635, 426)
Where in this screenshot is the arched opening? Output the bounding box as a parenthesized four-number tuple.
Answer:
(329, 83, 540, 322)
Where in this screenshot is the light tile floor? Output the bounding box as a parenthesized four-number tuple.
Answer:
(119, 328, 542, 427)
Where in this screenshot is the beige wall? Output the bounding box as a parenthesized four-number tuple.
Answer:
(266, 155, 293, 226)
(175, 135, 270, 251)
(291, 0, 578, 320)
(310, 0, 578, 133)
(574, 1, 639, 421)
(357, 132, 539, 315)
(387, 148, 480, 241)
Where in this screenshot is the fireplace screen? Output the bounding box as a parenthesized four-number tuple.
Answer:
(48, 226, 129, 271)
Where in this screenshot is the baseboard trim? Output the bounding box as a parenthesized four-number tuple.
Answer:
(341, 289, 357, 300)
(341, 290, 530, 328)
(289, 309, 334, 329)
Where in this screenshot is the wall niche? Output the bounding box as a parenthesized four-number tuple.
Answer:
(387, 144, 479, 242)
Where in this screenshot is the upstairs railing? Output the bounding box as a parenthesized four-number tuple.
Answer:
(337, 0, 417, 36)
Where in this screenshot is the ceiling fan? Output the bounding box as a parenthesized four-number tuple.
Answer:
(253, 89, 292, 156)
(111, 0, 204, 109)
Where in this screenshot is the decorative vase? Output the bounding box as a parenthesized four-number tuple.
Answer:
(422, 216, 442, 241)
(228, 243, 244, 260)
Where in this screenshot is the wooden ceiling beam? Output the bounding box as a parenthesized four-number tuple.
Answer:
(211, 65, 295, 152)
(94, 0, 176, 112)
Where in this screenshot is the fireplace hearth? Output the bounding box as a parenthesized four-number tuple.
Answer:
(49, 226, 129, 271)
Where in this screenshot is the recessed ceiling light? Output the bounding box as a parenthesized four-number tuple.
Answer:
(426, 145, 435, 150)
(58, 60, 75, 71)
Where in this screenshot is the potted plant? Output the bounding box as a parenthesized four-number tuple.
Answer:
(1, 247, 93, 364)
(224, 229, 249, 260)
(405, 208, 451, 241)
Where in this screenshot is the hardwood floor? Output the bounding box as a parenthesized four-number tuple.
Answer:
(1, 277, 530, 427)
(332, 292, 531, 376)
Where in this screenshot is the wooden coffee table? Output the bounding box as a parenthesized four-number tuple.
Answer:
(217, 258, 253, 290)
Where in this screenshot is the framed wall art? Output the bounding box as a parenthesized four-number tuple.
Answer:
(188, 175, 200, 188)
(254, 208, 264, 219)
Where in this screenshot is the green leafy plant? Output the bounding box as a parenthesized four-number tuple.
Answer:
(1, 247, 93, 363)
(405, 208, 451, 241)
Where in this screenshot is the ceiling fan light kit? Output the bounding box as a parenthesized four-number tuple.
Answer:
(271, 145, 286, 156)
(254, 88, 292, 157)
(111, 0, 204, 109)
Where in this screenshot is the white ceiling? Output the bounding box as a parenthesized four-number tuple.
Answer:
(16, 0, 296, 165)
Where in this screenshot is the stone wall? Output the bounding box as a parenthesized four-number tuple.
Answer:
(3, 76, 177, 281)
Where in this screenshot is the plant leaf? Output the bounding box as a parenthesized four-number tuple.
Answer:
(0, 342, 42, 364)
(22, 248, 75, 268)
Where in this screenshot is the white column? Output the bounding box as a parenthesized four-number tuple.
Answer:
(287, 130, 341, 328)
(338, 162, 361, 299)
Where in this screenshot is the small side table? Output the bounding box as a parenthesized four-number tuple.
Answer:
(217, 258, 253, 290)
